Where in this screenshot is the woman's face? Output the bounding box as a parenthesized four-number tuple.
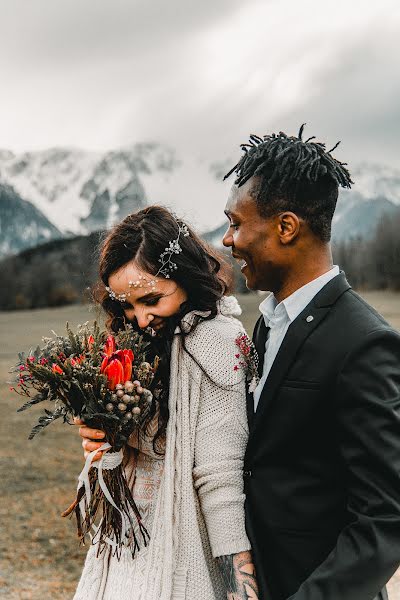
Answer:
(107, 261, 188, 331)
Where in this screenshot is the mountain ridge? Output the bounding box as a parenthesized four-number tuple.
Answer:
(1, 146, 399, 257)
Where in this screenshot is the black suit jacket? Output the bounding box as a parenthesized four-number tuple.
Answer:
(245, 273, 400, 600)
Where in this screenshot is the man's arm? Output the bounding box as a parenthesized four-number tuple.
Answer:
(290, 328, 400, 599)
(217, 551, 259, 600)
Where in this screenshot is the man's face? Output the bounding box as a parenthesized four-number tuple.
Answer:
(222, 178, 285, 292)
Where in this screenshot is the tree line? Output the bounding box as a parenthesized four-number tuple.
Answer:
(333, 212, 400, 290)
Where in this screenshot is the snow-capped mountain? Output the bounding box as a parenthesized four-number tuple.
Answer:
(0, 145, 399, 258)
(0, 183, 62, 256)
(332, 163, 400, 241)
(0, 143, 179, 236)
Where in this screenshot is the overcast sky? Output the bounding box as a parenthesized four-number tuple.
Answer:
(0, 0, 399, 170)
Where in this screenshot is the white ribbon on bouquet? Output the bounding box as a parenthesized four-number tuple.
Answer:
(77, 442, 130, 548)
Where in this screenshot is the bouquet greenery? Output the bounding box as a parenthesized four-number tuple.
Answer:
(11, 321, 159, 557)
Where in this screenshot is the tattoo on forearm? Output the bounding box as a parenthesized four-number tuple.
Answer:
(217, 551, 259, 600)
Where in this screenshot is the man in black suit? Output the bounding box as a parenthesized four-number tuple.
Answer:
(222, 127, 400, 600)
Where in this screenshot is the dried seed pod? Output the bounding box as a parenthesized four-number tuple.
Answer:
(118, 402, 127, 412)
(132, 380, 141, 387)
(124, 412, 132, 420)
(115, 383, 124, 390)
(106, 403, 114, 412)
(122, 394, 131, 403)
(124, 381, 134, 393)
(111, 393, 118, 402)
(133, 394, 140, 404)
(142, 389, 153, 402)
(136, 386, 144, 395)
(116, 389, 125, 398)
(132, 407, 141, 415)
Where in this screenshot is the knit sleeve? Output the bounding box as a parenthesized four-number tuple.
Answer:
(190, 317, 251, 558)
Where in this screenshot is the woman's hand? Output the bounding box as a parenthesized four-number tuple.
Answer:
(73, 417, 106, 461)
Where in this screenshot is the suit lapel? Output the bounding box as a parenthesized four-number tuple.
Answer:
(247, 272, 351, 450)
(253, 315, 269, 378)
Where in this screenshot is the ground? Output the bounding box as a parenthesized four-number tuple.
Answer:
(1, 292, 399, 599)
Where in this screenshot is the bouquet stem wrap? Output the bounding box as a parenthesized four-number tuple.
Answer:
(63, 443, 150, 558)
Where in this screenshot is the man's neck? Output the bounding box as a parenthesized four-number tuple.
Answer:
(275, 261, 335, 304)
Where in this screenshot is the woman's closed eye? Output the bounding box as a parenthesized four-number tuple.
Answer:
(144, 296, 161, 306)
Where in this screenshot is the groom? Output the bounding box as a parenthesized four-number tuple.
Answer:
(222, 127, 400, 600)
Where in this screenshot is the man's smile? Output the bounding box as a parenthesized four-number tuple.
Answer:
(232, 253, 249, 272)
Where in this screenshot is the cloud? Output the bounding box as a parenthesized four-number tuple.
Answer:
(0, 0, 398, 172)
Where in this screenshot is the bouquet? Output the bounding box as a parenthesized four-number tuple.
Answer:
(11, 321, 159, 557)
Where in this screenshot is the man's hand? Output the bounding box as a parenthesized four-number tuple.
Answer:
(217, 550, 259, 599)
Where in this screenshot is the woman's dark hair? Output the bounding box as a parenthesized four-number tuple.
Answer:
(96, 205, 233, 453)
(224, 124, 353, 242)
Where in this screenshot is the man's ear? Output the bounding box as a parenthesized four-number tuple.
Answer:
(277, 212, 301, 244)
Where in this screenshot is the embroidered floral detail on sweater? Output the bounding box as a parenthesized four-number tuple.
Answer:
(234, 333, 260, 393)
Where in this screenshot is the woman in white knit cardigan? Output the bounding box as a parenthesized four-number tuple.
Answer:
(74, 206, 259, 600)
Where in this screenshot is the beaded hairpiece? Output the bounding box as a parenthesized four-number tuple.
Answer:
(106, 222, 190, 302)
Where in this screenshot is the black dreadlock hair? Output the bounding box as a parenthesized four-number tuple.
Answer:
(224, 124, 353, 242)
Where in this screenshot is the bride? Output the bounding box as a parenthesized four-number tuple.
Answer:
(73, 205, 259, 600)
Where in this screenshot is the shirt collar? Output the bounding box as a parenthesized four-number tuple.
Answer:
(259, 266, 340, 325)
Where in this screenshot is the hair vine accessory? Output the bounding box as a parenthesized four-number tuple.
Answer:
(106, 221, 190, 302)
(157, 222, 189, 279)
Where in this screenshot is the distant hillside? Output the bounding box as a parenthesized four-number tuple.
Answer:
(0, 232, 102, 310)
(332, 190, 400, 241)
(202, 222, 227, 246)
(0, 183, 62, 256)
(0, 225, 250, 310)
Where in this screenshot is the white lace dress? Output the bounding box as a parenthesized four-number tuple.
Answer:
(73, 424, 165, 600)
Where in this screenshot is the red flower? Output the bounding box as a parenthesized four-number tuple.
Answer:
(52, 364, 63, 375)
(70, 354, 85, 367)
(104, 335, 116, 357)
(100, 349, 133, 389)
(101, 357, 124, 390)
(87, 335, 95, 351)
(115, 349, 134, 382)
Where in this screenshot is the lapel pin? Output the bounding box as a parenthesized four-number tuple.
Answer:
(306, 315, 314, 323)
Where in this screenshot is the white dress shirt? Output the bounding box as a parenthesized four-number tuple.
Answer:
(253, 266, 340, 411)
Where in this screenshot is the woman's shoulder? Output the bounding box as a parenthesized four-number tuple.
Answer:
(185, 296, 247, 347)
(181, 298, 250, 384)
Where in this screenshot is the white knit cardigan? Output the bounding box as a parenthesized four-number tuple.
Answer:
(76, 297, 251, 600)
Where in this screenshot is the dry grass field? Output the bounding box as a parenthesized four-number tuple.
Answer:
(1, 291, 399, 599)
